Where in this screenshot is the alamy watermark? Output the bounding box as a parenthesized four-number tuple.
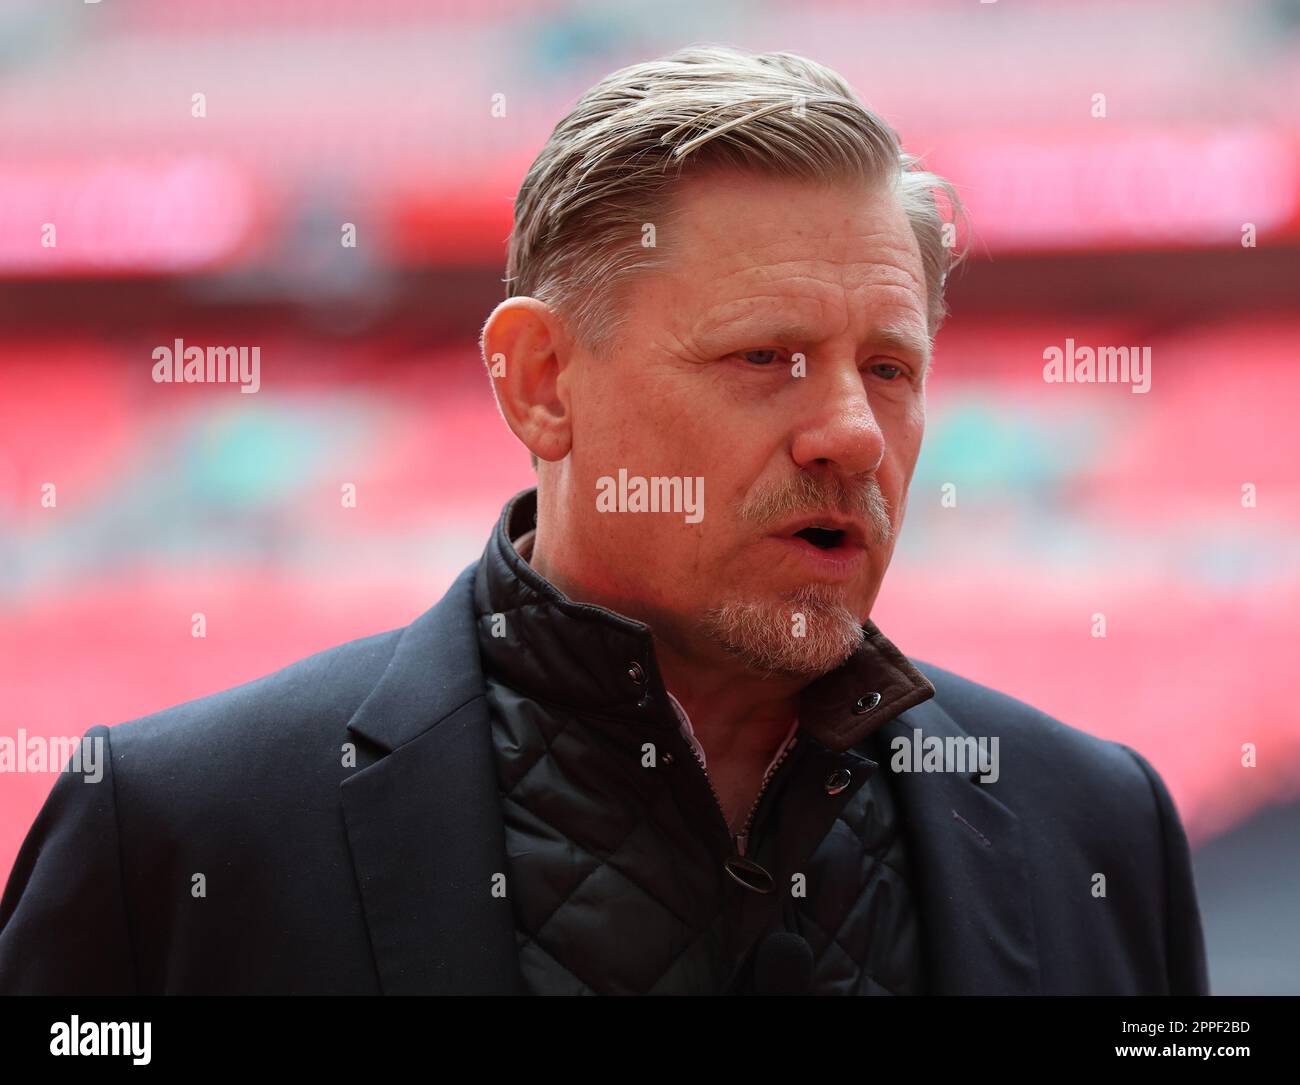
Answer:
(595, 469, 703, 523)
(0, 730, 103, 782)
(151, 339, 261, 393)
(1042, 339, 1151, 394)
(890, 727, 1000, 784)
(50, 1016, 150, 1065)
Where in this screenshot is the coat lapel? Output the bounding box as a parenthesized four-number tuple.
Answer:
(340, 562, 524, 995)
(878, 695, 1042, 994)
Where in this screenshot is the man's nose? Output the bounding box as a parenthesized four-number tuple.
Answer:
(789, 361, 886, 476)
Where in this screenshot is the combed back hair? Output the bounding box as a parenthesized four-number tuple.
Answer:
(502, 44, 967, 467)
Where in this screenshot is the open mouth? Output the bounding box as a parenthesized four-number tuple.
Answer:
(771, 518, 868, 576)
(792, 526, 847, 551)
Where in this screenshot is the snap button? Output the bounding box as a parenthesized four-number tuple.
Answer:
(723, 855, 775, 894)
(852, 692, 881, 714)
(661, 752, 675, 767)
(627, 662, 646, 684)
(825, 768, 852, 795)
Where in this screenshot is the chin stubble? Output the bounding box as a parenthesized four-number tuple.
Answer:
(699, 473, 894, 678)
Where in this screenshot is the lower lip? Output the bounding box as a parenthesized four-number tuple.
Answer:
(765, 535, 869, 579)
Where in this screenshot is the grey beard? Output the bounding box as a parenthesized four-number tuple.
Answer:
(700, 582, 867, 679)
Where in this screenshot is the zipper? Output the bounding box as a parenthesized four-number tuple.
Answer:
(682, 741, 735, 855)
(684, 729, 799, 858)
(733, 733, 798, 857)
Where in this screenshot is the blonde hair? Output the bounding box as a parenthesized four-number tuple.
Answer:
(502, 44, 966, 464)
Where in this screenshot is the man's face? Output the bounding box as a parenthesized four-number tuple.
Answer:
(557, 169, 930, 678)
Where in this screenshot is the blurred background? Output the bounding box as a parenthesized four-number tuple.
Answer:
(1, 0, 1297, 993)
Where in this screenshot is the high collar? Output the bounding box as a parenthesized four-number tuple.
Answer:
(472, 487, 935, 749)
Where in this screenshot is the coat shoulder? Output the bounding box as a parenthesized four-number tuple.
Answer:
(908, 659, 1166, 812)
(915, 662, 1149, 779)
(106, 624, 407, 785)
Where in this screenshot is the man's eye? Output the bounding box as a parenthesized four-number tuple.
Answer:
(869, 361, 904, 381)
(736, 348, 783, 367)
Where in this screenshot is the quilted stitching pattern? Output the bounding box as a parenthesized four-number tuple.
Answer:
(487, 675, 926, 995)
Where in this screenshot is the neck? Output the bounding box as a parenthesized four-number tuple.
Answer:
(527, 520, 803, 776)
(652, 636, 801, 769)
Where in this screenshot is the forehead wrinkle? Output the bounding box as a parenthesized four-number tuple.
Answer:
(684, 241, 925, 314)
(688, 289, 931, 374)
(691, 270, 926, 341)
(689, 290, 832, 348)
(689, 258, 889, 321)
(666, 210, 929, 357)
(679, 229, 919, 281)
(666, 176, 926, 296)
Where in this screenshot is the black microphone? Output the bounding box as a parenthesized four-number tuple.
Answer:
(751, 931, 814, 995)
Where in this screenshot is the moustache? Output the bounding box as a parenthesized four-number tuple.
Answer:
(738, 473, 894, 547)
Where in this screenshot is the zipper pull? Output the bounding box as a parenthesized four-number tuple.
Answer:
(735, 832, 747, 857)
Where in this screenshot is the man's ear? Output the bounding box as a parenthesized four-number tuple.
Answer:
(479, 297, 574, 464)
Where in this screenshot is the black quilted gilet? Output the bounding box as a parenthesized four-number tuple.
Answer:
(473, 489, 932, 995)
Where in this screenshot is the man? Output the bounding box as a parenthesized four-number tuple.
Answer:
(0, 46, 1207, 995)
